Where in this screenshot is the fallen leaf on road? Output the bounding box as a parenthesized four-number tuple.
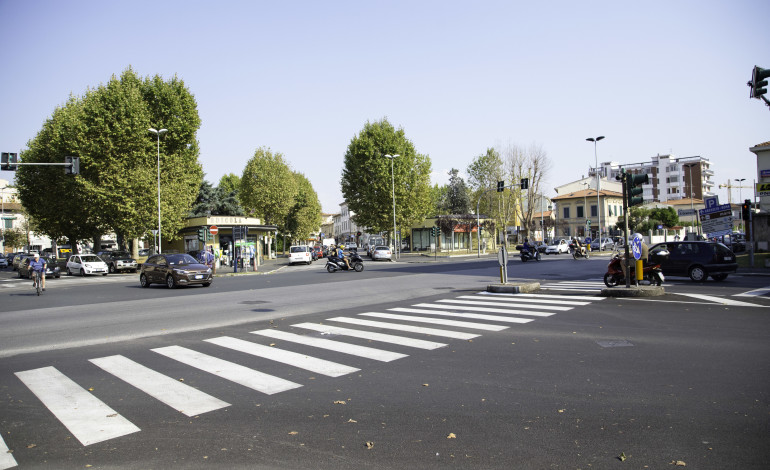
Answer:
(26, 444, 36, 449)
(422, 384, 429, 387)
(333, 400, 346, 405)
(88, 387, 94, 391)
(673, 461, 686, 467)
(618, 452, 627, 461)
(288, 431, 298, 435)
(346, 419, 357, 423)
(447, 433, 457, 439)
(365, 441, 374, 449)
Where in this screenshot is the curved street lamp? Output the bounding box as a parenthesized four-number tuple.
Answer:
(586, 136, 605, 248)
(149, 128, 167, 253)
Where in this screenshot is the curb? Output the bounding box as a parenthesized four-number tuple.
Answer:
(600, 285, 665, 297)
(486, 282, 541, 294)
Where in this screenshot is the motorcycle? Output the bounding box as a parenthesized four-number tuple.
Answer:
(326, 251, 365, 273)
(569, 242, 589, 259)
(519, 247, 541, 262)
(603, 249, 668, 287)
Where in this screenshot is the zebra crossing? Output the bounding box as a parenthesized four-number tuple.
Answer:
(1, 290, 604, 469)
(0, 272, 136, 289)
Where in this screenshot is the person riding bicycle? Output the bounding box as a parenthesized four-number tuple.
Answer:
(336, 245, 350, 270)
(29, 253, 47, 291)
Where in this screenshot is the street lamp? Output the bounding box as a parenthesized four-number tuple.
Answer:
(149, 128, 167, 253)
(586, 136, 605, 249)
(735, 178, 746, 230)
(384, 154, 399, 258)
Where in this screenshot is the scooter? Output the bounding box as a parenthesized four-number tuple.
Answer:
(326, 251, 365, 273)
(603, 249, 668, 287)
(569, 242, 589, 259)
(519, 248, 541, 262)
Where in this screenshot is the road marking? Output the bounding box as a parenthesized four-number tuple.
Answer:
(89, 355, 230, 417)
(390, 307, 534, 323)
(359, 311, 509, 331)
(204, 336, 360, 377)
(0, 434, 17, 470)
(292, 323, 447, 350)
(14, 366, 140, 446)
(451, 296, 580, 308)
(413, 303, 557, 317)
(734, 286, 770, 297)
(151, 346, 302, 395)
(473, 292, 597, 304)
(677, 293, 768, 307)
(251, 329, 407, 362)
(326, 317, 480, 340)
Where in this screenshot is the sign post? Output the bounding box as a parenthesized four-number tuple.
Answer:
(632, 234, 643, 285)
(497, 246, 508, 284)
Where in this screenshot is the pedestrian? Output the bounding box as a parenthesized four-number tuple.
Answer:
(208, 245, 216, 274)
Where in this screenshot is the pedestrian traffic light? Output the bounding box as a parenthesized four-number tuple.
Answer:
(520, 178, 529, 190)
(1, 152, 18, 171)
(64, 156, 80, 175)
(626, 173, 649, 207)
(749, 65, 770, 99)
(497, 181, 505, 192)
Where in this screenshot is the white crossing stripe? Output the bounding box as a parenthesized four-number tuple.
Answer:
(204, 336, 360, 377)
(678, 293, 768, 307)
(0, 434, 18, 470)
(89, 355, 230, 417)
(465, 294, 592, 306)
(326, 317, 480, 340)
(734, 286, 770, 297)
(359, 312, 509, 331)
(251, 329, 407, 362)
(440, 298, 572, 311)
(477, 291, 605, 302)
(14, 366, 140, 446)
(151, 346, 302, 395)
(539, 281, 604, 292)
(292, 323, 447, 350)
(390, 307, 534, 324)
(413, 303, 556, 317)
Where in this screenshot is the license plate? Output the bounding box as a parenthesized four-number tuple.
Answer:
(195, 274, 204, 279)
(724, 256, 733, 261)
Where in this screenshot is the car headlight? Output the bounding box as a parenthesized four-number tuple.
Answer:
(174, 269, 189, 275)
(206, 268, 212, 274)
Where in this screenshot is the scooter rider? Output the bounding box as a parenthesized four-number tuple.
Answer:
(572, 237, 584, 256)
(336, 245, 351, 270)
(522, 238, 532, 255)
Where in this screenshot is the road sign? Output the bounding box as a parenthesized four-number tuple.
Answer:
(678, 209, 697, 216)
(699, 204, 733, 238)
(584, 237, 592, 245)
(632, 234, 642, 260)
(704, 196, 719, 210)
(209, 225, 218, 235)
(497, 246, 508, 266)
(757, 182, 770, 197)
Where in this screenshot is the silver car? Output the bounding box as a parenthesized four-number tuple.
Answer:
(371, 245, 392, 261)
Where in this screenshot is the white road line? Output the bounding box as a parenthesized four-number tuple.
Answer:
(436, 298, 571, 311)
(151, 346, 302, 395)
(89, 355, 230, 417)
(478, 291, 604, 302)
(389, 307, 533, 324)
(734, 287, 770, 297)
(251, 329, 407, 362)
(677, 293, 768, 307)
(456, 294, 591, 306)
(326, 317, 480, 340)
(0, 434, 17, 470)
(14, 366, 140, 446)
(413, 303, 556, 317)
(292, 323, 447, 350)
(359, 312, 509, 331)
(204, 336, 360, 377)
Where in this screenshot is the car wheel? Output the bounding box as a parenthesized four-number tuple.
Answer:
(67, 268, 72, 276)
(166, 275, 176, 289)
(202, 282, 211, 287)
(17, 270, 22, 278)
(102, 273, 108, 276)
(140, 273, 150, 288)
(81, 267, 87, 277)
(109, 264, 116, 274)
(689, 265, 707, 282)
(55, 274, 60, 279)
(711, 273, 728, 281)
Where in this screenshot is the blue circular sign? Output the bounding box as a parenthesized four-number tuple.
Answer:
(632, 235, 643, 260)
(584, 237, 592, 244)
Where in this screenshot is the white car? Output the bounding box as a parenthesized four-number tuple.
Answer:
(545, 239, 570, 254)
(371, 245, 392, 261)
(590, 237, 615, 250)
(0, 257, 8, 268)
(66, 254, 109, 276)
(288, 246, 312, 265)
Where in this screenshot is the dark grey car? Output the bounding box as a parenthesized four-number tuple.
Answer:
(649, 241, 737, 281)
(140, 253, 213, 288)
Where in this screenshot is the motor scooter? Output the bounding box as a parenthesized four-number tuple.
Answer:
(519, 247, 541, 262)
(568, 242, 589, 259)
(326, 251, 365, 273)
(603, 249, 668, 287)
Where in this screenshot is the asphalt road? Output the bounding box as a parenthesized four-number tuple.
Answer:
(1, 255, 769, 469)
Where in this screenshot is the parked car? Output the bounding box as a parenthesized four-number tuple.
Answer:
(371, 245, 392, 261)
(545, 239, 570, 254)
(648, 241, 738, 282)
(288, 245, 312, 265)
(18, 256, 61, 279)
(312, 245, 324, 259)
(12, 253, 34, 271)
(98, 250, 139, 273)
(136, 248, 153, 266)
(590, 237, 615, 250)
(140, 253, 213, 288)
(66, 254, 109, 276)
(345, 242, 357, 250)
(0, 257, 7, 268)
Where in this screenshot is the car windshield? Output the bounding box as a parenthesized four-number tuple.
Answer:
(80, 255, 102, 262)
(375, 246, 389, 250)
(167, 254, 199, 265)
(290, 246, 308, 253)
(110, 251, 129, 258)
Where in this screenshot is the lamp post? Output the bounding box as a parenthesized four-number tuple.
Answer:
(735, 178, 746, 231)
(582, 182, 590, 238)
(586, 136, 605, 249)
(384, 154, 399, 259)
(149, 128, 167, 253)
(683, 162, 699, 235)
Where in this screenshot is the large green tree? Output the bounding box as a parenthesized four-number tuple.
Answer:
(240, 147, 297, 227)
(285, 172, 322, 241)
(341, 118, 432, 237)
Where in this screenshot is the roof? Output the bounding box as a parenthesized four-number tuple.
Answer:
(551, 188, 623, 201)
(661, 198, 703, 206)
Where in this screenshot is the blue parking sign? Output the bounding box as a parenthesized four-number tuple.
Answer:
(632, 235, 642, 260)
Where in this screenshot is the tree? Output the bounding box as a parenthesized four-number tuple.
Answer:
(190, 180, 219, 217)
(216, 173, 244, 216)
(2, 228, 25, 250)
(341, 118, 432, 239)
(440, 168, 471, 214)
(285, 172, 322, 241)
(505, 143, 551, 240)
(466, 147, 511, 245)
(240, 147, 297, 227)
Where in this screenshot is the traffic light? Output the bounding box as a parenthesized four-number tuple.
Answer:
(64, 156, 80, 175)
(431, 226, 439, 237)
(749, 66, 770, 99)
(520, 178, 529, 190)
(497, 181, 505, 192)
(1, 152, 18, 171)
(626, 173, 649, 207)
(197, 227, 205, 242)
(742, 199, 752, 220)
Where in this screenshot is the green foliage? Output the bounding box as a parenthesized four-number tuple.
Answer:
(441, 168, 471, 214)
(341, 118, 432, 235)
(286, 172, 322, 241)
(240, 147, 297, 227)
(2, 227, 25, 249)
(615, 206, 680, 233)
(218, 173, 241, 194)
(430, 183, 449, 215)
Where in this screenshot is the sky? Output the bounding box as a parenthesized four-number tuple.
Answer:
(1, 0, 768, 213)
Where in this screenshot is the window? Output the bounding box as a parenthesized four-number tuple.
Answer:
(563, 207, 570, 219)
(577, 206, 584, 218)
(591, 205, 597, 217)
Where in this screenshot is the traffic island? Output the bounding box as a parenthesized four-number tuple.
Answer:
(487, 281, 541, 294)
(600, 285, 665, 297)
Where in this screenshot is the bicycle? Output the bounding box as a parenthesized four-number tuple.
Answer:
(32, 270, 43, 296)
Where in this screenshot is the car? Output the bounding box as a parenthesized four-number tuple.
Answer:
(532, 241, 548, 254)
(590, 237, 615, 250)
(288, 245, 312, 265)
(371, 245, 392, 261)
(545, 239, 570, 254)
(312, 245, 324, 259)
(18, 256, 61, 279)
(98, 250, 139, 273)
(12, 253, 34, 271)
(0, 257, 7, 268)
(345, 242, 357, 250)
(66, 254, 109, 276)
(136, 248, 154, 266)
(140, 253, 213, 288)
(310, 247, 319, 261)
(648, 241, 738, 282)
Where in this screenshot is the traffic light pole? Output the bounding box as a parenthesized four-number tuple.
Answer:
(621, 171, 632, 288)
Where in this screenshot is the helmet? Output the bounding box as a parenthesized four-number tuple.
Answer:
(33, 253, 40, 258)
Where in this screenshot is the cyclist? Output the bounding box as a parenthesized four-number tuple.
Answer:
(29, 253, 47, 292)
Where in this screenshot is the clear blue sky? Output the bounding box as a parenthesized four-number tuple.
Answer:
(1, 0, 767, 213)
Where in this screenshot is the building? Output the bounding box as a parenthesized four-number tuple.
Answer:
(335, 202, 361, 246)
(169, 215, 278, 265)
(751, 141, 770, 213)
(552, 176, 623, 240)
